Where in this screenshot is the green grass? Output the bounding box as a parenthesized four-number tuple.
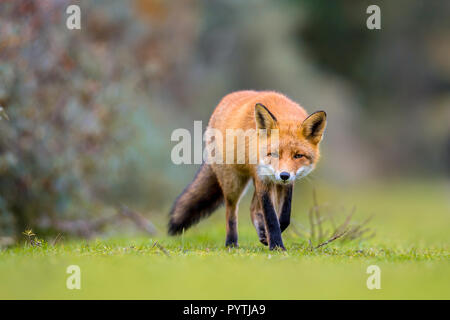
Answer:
(0, 179, 449, 299)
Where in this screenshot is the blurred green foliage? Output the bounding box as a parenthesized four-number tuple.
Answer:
(0, 0, 183, 235)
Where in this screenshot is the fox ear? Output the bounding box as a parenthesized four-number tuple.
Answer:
(301, 111, 327, 144)
(255, 103, 277, 130)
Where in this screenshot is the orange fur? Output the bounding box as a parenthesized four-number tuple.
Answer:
(169, 90, 327, 250)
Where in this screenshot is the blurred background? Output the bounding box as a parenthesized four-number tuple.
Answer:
(0, 0, 449, 239)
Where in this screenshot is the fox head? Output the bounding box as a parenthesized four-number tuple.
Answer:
(255, 103, 327, 184)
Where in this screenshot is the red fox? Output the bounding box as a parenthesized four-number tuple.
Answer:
(168, 90, 327, 250)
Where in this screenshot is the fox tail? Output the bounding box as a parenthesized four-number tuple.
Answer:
(168, 163, 224, 235)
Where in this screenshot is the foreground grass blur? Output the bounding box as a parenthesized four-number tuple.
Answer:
(0, 179, 448, 299)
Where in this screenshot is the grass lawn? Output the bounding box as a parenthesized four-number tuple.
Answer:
(0, 179, 449, 299)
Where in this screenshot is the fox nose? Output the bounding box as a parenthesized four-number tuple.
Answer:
(280, 172, 290, 181)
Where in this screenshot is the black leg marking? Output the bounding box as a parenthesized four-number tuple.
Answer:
(261, 192, 285, 250)
(255, 213, 268, 246)
(279, 185, 293, 233)
(225, 219, 238, 247)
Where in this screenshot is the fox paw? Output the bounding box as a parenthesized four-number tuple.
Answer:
(269, 242, 286, 251)
(225, 240, 239, 248)
(259, 237, 268, 246)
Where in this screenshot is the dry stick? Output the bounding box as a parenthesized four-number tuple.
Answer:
(51, 233, 63, 246)
(152, 241, 171, 257)
(355, 214, 374, 234)
(119, 205, 157, 235)
(341, 213, 373, 241)
(333, 206, 355, 237)
(314, 229, 349, 250)
(348, 228, 373, 241)
(348, 226, 369, 239)
(302, 190, 376, 250)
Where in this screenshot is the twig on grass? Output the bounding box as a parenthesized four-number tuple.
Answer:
(314, 230, 348, 250)
(152, 241, 171, 257)
(298, 190, 375, 250)
(51, 233, 63, 246)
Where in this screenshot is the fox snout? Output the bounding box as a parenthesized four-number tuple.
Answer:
(258, 164, 314, 184)
(280, 172, 290, 181)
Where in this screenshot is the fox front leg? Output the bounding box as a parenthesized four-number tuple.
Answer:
(259, 190, 285, 251)
(278, 185, 292, 233)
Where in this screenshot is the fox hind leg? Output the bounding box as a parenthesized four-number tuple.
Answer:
(250, 191, 268, 246)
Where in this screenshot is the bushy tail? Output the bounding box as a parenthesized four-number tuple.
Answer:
(168, 164, 224, 235)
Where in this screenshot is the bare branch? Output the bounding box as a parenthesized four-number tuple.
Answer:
(119, 205, 157, 235)
(152, 241, 171, 257)
(314, 230, 348, 250)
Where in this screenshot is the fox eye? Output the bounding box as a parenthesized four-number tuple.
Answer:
(293, 153, 304, 159)
(267, 152, 279, 158)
